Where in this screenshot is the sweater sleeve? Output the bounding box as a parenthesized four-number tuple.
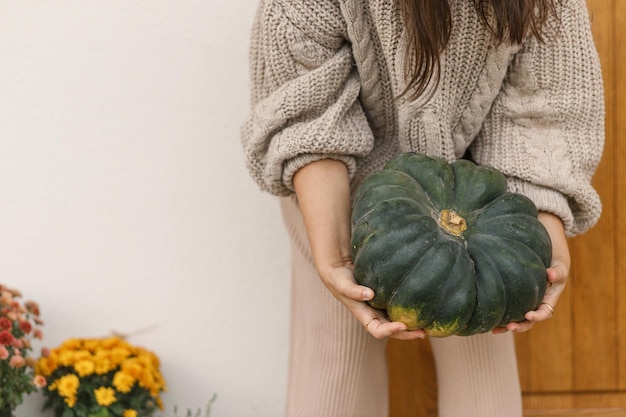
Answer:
(470, 0, 605, 236)
(240, 0, 374, 196)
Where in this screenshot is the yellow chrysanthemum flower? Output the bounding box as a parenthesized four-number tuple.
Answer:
(94, 347, 111, 358)
(157, 375, 167, 392)
(73, 349, 91, 362)
(36, 357, 56, 377)
(61, 338, 82, 350)
(64, 394, 77, 408)
(111, 347, 132, 365)
(94, 356, 115, 375)
(74, 359, 95, 377)
(100, 337, 118, 349)
(138, 370, 156, 391)
(137, 353, 156, 368)
(123, 409, 138, 417)
(83, 339, 101, 352)
(54, 374, 80, 400)
(102, 336, 129, 350)
(136, 348, 160, 366)
(121, 359, 143, 379)
(113, 370, 135, 393)
(57, 350, 76, 367)
(94, 386, 117, 407)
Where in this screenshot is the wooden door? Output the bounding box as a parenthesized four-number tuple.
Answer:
(388, 1, 626, 415)
(516, 0, 626, 412)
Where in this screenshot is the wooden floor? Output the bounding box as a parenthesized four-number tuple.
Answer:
(524, 409, 626, 417)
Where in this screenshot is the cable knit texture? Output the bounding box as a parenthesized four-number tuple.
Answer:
(241, 0, 604, 236)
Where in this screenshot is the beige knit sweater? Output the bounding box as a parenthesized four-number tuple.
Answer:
(241, 0, 605, 236)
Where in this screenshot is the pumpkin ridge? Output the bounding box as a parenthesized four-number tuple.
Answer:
(468, 213, 552, 267)
(459, 241, 507, 335)
(468, 234, 509, 327)
(466, 233, 547, 325)
(449, 160, 508, 214)
(468, 193, 539, 220)
(385, 238, 443, 329)
(466, 231, 551, 269)
(352, 197, 436, 231)
(384, 153, 454, 209)
(471, 212, 540, 225)
(386, 168, 442, 209)
(389, 236, 439, 296)
(466, 232, 547, 265)
(387, 235, 469, 331)
(425, 238, 477, 336)
(352, 206, 440, 309)
(353, 179, 438, 221)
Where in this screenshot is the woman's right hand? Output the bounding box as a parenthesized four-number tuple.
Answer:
(293, 159, 425, 340)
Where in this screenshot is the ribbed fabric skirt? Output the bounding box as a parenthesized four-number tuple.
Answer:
(280, 196, 523, 417)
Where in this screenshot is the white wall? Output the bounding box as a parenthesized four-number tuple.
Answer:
(0, 2, 291, 416)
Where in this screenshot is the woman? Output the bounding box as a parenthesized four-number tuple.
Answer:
(241, 1, 604, 416)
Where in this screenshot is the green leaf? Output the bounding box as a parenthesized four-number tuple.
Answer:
(87, 409, 110, 417)
(109, 403, 125, 415)
(62, 408, 76, 417)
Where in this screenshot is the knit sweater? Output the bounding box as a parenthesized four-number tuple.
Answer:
(241, 0, 605, 236)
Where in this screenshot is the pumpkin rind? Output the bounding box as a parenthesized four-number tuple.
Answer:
(351, 152, 552, 336)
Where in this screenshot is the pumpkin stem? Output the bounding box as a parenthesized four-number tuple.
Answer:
(439, 209, 467, 237)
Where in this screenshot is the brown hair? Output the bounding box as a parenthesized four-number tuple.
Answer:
(400, 0, 559, 100)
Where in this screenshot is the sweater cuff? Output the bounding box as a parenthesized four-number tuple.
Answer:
(506, 178, 574, 236)
(282, 153, 357, 193)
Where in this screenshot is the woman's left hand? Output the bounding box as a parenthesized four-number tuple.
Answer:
(493, 211, 571, 334)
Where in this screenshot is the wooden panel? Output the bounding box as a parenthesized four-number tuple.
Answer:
(525, 408, 626, 417)
(523, 391, 626, 410)
(615, 0, 626, 392)
(387, 338, 437, 417)
(570, 0, 617, 392)
(516, 0, 619, 396)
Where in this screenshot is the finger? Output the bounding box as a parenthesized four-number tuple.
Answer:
(337, 282, 374, 302)
(547, 267, 559, 284)
(365, 318, 426, 340)
(364, 318, 404, 338)
(492, 326, 508, 335)
(389, 328, 427, 340)
(506, 320, 535, 333)
(525, 302, 555, 322)
(492, 320, 536, 334)
(353, 302, 425, 340)
(501, 299, 557, 333)
(327, 270, 375, 302)
(547, 266, 567, 285)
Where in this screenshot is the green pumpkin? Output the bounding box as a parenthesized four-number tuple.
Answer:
(351, 152, 552, 337)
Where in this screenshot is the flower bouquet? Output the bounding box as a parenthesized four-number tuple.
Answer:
(0, 283, 45, 414)
(36, 337, 166, 417)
